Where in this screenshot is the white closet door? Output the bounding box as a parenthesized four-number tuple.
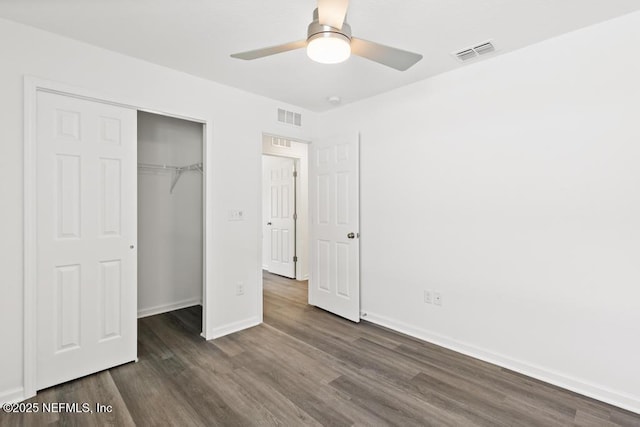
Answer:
(36, 91, 137, 390)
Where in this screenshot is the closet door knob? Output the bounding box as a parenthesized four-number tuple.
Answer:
(267, 222, 272, 226)
(130, 245, 135, 249)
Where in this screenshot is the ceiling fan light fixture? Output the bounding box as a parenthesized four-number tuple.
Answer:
(231, 3, 422, 71)
(306, 32, 351, 64)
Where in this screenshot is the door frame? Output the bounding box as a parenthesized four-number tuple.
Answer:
(23, 76, 213, 400)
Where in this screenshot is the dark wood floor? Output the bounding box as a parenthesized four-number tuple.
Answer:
(2, 272, 639, 426)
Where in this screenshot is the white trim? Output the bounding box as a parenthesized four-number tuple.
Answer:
(201, 122, 209, 337)
(0, 388, 26, 405)
(364, 311, 640, 415)
(25, 77, 208, 124)
(23, 76, 214, 400)
(23, 76, 38, 401)
(137, 299, 202, 319)
(262, 132, 311, 145)
(257, 132, 264, 324)
(204, 317, 261, 340)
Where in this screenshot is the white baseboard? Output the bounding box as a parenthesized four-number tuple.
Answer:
(0, 387, 26, 405)
(363, 311, 640, 415)
(137, 298, 202, 319)
(203, 316, 261, 340)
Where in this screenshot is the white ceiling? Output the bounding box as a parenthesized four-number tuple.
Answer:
(1, 0, 638, 112)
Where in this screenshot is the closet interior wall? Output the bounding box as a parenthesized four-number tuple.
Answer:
(137, 111, 203, 317)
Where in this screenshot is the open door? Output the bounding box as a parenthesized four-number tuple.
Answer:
(36, 91, 137, 390)
(263, 156, 297, 278)
(309, 133, 360, 322)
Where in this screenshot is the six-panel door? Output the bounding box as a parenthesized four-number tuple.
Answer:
(265, 156, 297, 278)
(36, 91, 137, 390)
(309, 134, 360, 322)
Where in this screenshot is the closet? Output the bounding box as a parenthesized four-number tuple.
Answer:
(137, 111, 204, 324)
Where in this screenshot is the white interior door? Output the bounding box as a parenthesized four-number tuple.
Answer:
(264, 156, 296, 278)
(309, 134, 360, 322)
(36, 91, 137, 390)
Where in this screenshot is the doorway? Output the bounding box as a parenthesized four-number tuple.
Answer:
(260, 134, 309, 320)
(137, 112, 204, 326)
(260, 132, 361, 324)
(261, 134, 310, 282)
(24, 82, 210, 398)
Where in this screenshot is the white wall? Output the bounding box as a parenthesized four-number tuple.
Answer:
(138, 112, 203, 317)
(0, 17, 316, 403)
(318, 11, 640, 412)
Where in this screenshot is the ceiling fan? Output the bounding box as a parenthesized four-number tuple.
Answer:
(230, 0, 423, 71)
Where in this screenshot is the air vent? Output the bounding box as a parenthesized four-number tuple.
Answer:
(456, 49, 477, 62)
(277, 108, 302, 127)
(453, 41, 496, 62)
(271, 137, 291, 148)
(474, 42, 495, 55)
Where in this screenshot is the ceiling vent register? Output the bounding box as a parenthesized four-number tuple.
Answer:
(277, 108, 302, 127)
(454, 41, 496, 62)
(271, 137, 292, 148)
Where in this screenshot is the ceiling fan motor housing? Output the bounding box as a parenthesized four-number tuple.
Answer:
(307, 8, 352, 44)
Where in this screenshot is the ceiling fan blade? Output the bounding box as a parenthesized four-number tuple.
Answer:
(350, 37, 423, 71)
(318, 0, 349, 29)
(231, 40, 306, 60)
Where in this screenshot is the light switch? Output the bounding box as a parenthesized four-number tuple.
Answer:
(228, 209, 245, 221)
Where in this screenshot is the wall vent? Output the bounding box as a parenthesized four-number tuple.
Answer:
(277, 108, 302, 127)
(454, 41, 496, 62)
(456, 49, 477, 62)
(271, 137, 291, 148)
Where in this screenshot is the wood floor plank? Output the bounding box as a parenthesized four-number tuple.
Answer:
(234, 350, 355, 426)
(110, 357, 207, 426)
(231, 325, 343, 385)
(329, 373, 462, 427)
(2, 271, 639, 426)
(232, 367, 323, 426)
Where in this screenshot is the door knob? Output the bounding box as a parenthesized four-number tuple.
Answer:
(267, 222, 272, 226)
(347, 232, 355, 239)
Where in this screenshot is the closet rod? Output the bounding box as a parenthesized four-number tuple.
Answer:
(137, 162, 202, 171)
(137, 162, 203, 193)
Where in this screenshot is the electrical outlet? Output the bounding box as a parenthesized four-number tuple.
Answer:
(434, 292, 442, 306)
(424, 290, 432, 304)
(236, 282, 245, 296)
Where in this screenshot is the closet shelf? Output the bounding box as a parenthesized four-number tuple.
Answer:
(138, 162, 203, 193)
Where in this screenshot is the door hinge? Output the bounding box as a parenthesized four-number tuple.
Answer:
(293, 256, 298, 262)
(293, 171, 298, 178)
(293, 212, 297, 220)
